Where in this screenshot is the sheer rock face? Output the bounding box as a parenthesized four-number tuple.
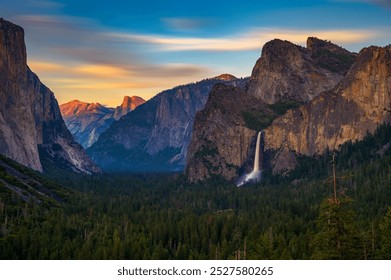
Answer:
(88, 75, 248, 171)
(247, 37, 356, 104)
(185, 38, 390, 181)
(0, 19, 99, 173)
(0, 20, 40, 170)
(263, 45, 391, 173)
(60, 96, 144, 149)
(186, 84, 266, 182)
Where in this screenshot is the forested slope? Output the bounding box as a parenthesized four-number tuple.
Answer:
(1, 124, 390, 259)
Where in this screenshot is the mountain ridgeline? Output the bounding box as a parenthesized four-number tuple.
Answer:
(247, 37, 356, 104)
(87, 75, 248, 172)
(0, 19, 99, 174)
(1, 17, 390, 183)
(60, 96, 145, 148)
(186, 37, 390, 181)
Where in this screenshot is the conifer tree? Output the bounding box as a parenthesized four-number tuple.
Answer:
(378, 207, 391, 259)
(312, 197, 361, 259)
(311, 153, 361, 259)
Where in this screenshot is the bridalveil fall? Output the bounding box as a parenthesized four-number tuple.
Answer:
(236, 131, 262, 186)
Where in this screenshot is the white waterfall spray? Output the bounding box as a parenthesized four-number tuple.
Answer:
(236, 131, 262, 187)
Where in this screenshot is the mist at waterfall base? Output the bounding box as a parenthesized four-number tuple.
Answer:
(236, 170, 261, 187)
(236, 132, 262, 187)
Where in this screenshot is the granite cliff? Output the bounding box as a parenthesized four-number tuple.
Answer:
(185, 38, 391, 182)
(247, 37, 356, 104)
(263, 45, 391, 173)
(186, 84, 269, 181)
(88, 75, 248, 171)
(60, 96, 144, 148)
(0, 19, 99, 174)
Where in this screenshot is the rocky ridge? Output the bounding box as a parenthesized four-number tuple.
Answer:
(247, 37, 356, 104)
(88, 75, 248, 171)
(60, 96, 145, 148)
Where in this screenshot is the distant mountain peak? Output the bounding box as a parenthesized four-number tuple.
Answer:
(68, 99, 83, 104)
(60, 96, 145, 148)
(120, 95, 145, 108)
(113, 95, 145, 120)
(121, 96, 132, 107)
(60, 100, 109, 117)
(214, 74, 237, 81)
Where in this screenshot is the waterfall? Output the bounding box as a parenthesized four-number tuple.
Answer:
(236, 131, 262, 187)
(253, 131, 261, 172)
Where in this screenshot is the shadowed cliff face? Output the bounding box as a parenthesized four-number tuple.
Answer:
(263, 45, 391, 173)
(88, 75, 248, 172)
(247, 37, 356, 104)
(186, 84, 268, 182)
(0, 19, 99, 174)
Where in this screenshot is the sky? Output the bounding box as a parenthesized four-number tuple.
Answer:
(2, 0, 391, 106)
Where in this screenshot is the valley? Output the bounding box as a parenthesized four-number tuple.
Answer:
(1, 124, 390, 259)
(0, 14, 391, 260)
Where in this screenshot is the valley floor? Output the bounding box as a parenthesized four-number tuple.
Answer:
(1, 124, 391, 260)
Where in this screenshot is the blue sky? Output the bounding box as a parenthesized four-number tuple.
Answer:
(2, 0, 391, 106)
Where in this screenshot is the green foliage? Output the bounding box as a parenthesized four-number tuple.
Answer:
(312, 49, 356, 73)
(311, 197, 361, 259)
(0, 124, 390, 260)
(0, 155, 72, 207)
(269, 100, 302, 116)
(242, 110, 275, 131)
(378, 207, 391, 259)
(194, 144, 219, 159)
(286, 123, 391, 181)
(242, 100, 302, 131)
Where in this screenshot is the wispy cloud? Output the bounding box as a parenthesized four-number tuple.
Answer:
(112, 28, 381, 52)
(29, 58, 210, 106)
(13, 14, 213, 105)
(5, 2, 389, 106)
(28, 60, 66, 72)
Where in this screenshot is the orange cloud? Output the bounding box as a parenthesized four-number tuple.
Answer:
(75, 64, 131, 79)
(28, 60, 212, 107)
(29, 60, 66, 72)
